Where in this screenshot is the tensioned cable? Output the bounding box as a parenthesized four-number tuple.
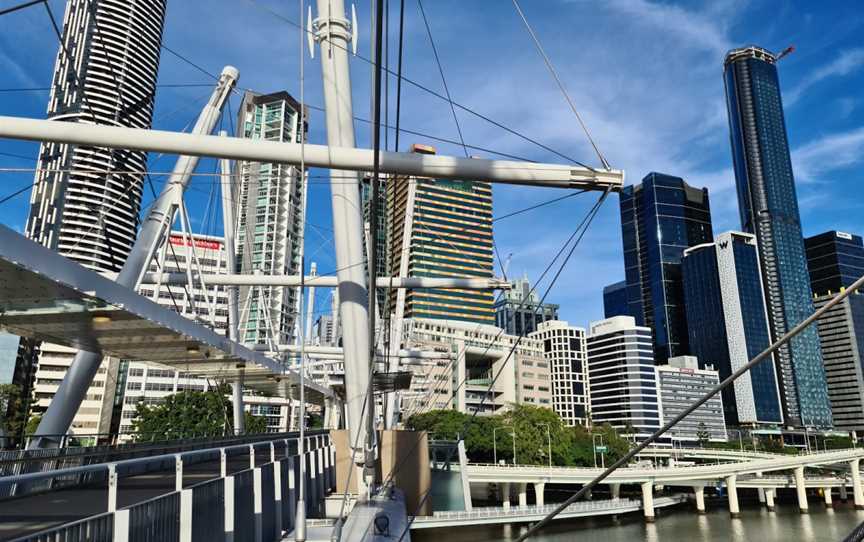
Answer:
(515, 270, 864, 541)
(393, 0, 406, 152)
(0, 0, 42, 17)
(510, 0, 610, 170)
(415, 0, 468, 159)
(244, 0, 590, 169)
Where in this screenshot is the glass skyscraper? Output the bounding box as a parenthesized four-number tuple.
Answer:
(724, 45, 832, 427)
(619, 172, 713, 363)
(682, 232, 783, 426)
(602, 280, 628, 319)
(806, 231, 864, 431)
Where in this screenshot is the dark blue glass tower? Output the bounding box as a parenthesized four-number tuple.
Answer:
(724, 46, 832, 427)
(602, 280, 628, 319)
(805, 231, 864, 295)
(682, 232, 783, 426)
(619, 173, 713, 363)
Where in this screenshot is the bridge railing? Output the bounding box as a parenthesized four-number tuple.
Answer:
(7, 435, 337, 542)
(0, 431, 329, 500)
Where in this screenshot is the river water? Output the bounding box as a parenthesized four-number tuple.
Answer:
(412, 499, 864, 542)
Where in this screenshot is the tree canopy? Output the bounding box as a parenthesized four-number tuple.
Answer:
(131, 385, 268, 440)
(406, 404, 631, 467)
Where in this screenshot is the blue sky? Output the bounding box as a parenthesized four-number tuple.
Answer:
(1, 0, 863, 328)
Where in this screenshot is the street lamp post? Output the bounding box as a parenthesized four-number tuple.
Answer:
(538, 423, 552, 468)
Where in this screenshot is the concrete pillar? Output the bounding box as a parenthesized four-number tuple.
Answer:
(824, 488, 833, 506)
(840, 485, 849, 502)
(758, 488, 766, 505)
(517, 483, 527, 507)
(851, 459, 864, 510)
(693, 486, 705, 514)
(641, 482, 655, 522)
(794, 466, 809, 513)
(534, 482, 546, 506)
(726, 475, 740, 518)
(501, 482, 511, 510)
(765, 488, 776, 511)
(610, 483, 620, 500)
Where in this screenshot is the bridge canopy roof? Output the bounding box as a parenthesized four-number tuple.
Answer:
(0, 225, 333, 403)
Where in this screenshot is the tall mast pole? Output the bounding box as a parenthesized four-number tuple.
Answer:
(312, 0, 374, 496)
(29, 67, 239, 448)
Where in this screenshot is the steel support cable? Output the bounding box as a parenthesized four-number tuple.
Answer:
(415, 0, 468, 158)
(244, 0, 590, 169)
(510, 0, 610, 170)
(0, 0, 43, 17)
(393, 0, 406, 152)
(515, 269, 864, 541)
(384, 190, 609, 488)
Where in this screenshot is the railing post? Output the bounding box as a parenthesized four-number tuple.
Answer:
(274, 456, 283, 535)
(114, 508, 130, 542)
(108, 464, 118, 512)
(180, 488, 193, 542)
(225, 475, 235, 542)
(176, 455, 184, 492)
(221, 448, 228, 478)
(271, 442, 277, 464)
(253, 467, 263, 542)
(250, 444, 256, 470)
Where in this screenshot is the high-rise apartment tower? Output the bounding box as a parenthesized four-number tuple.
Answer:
(724, 45, 832, 427)
(387, 145, 495, 325)
(234, 91, 308, 346)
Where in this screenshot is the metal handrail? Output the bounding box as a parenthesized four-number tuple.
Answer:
(0, 432, 328, 493)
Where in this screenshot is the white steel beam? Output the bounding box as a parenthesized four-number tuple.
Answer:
(269, 344, 452, 359)
(0, 116, 624, 190)
(132, 272, 510, 290)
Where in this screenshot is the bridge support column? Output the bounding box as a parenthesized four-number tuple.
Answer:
(726, 475, 740, 518)
(794, 466, 809, 513)
(641, 482, 655, 522)
(851, 459, 864, 510)
(840, 485, 848, 501)
(501, 482, 511, 509)
(517, 483, 527, 507)
(534, 482, 545, 506)
(765, 488, 775, 511)
(824, 488, 833, 506)
(693, 486, 705, 514)
(757, 488, 766, 505)
(610, 483, 620, 500)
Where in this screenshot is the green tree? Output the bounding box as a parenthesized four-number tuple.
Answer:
(244, 412, 268, 434)
(132, 386, 233, 441)
(0, 384, 26, 445)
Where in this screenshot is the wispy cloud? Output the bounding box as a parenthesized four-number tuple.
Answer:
(786, 48, 864, 105)
(792, 126, 864, 182)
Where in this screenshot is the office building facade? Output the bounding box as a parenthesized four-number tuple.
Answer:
(586, 316, 660, 441)
(656, 356, 727, 444)
(724, 45, 832, 427)
(619, 172, 713, 363)
(682, 232, 783, 426)
(602, 280, 628, 319)
(401, 319, 549, 416)
(234, 91, 308, 347)
(387, 145, 495, 325)
(529, 320, 590, 426)
(494, 276, 559, 336)
(806, 231, 864, 432)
